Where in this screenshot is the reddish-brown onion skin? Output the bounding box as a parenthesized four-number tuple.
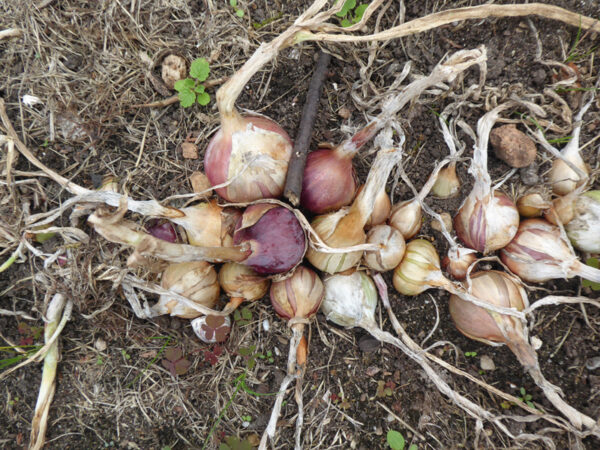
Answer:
(270, 266, 324, 320)
(204, 115, 293, 201)
(233, 206, 306, 275)
(301, 149, 357, 214)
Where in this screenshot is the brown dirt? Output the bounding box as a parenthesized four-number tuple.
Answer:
(1, 1, 600, 449)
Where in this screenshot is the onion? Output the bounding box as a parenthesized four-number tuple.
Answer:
(393, 239, 449, 296)
(516, 192, 551, 218)
(363, 224, 406, 272)
(146, 220, 178, 243)
(500, 218, 600, 283)
(204, 111, 293, 202)
(301, 49, 486, 214)
(565, 190, 600, 253)
(88, 202, 306, 275)
(219, 262, 270, 314)
(449, 270, 597, 430)
(442, 246, 477, 281)
(361, 185, 391, 227)
(431, 107, 464, 199)
(453, 103, 520, 254)
(306, 146, 402, 274)
(179, 200, 240, 247)
(266, 266, 324, 449)
(152, 261, 220, 319)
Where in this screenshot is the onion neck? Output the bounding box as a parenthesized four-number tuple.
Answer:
(574, 261, 600, 283)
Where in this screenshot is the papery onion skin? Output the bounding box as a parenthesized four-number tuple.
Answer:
(454, 190, 519, 254)
(154, 261, 220, 318)
(364, 225, 406, 272)
(442, 248, 477, 280)
(204, 113, 293, 202)
(566, 190, 600, 253)
(393, 239, 444, 296)
(516, 193, 550, 218)
(431, 165, 460, 199)
(233, 205, 306, 275)
(219, 262, 269, 301)
(389, 200, 422, 239)
(449, 270, 527, 345)
(322, 271, 378, 328)
(548, 154, 588, 196)
(366, 189, 391, 227)
(270, 266, 324, 320)
(301, 149, 358, 214)
(500, 218, 582, 283)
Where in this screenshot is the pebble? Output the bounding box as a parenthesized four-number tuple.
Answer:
(490, 124, 537, 168)
(519, 163, 540, 186)
(585, 356, 600, 370)
(94, 338, 107, 352)
(181, 142, 198, 159)
(480, 354, 495, 371)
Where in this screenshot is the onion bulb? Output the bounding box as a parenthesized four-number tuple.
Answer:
(454, 103, 520, 254)
(449, 270, 597, 430)
(442, 246, 477, 280)
(362, 186, 391, 227)
(204, 111, 293, 202)
(516, 192, 551, 218)
(179, 200, 240, 247)
(322, 271, 378, 329)
(152, 261, 220, 318)
(431, 163, 460, 199)
(219, 262, 270, 314)
(393, 239, 450, 296)
(565, 190, 600, 253)
(363, 225, 406, 272)
(501, 218, 600, 283)
(306, 147, 402, 274)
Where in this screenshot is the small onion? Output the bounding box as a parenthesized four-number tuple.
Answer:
(442, 247, 477, 280)
(362, 186, 391, 227)
(565, 190, 600, 253)
(152, 261, 220, 318)
(500, 218, 600, 283)
(431, 163, 461, 199)
(389, 199, 422, 240)
(393, 239, 449, 296)
(322, 271, 378, 328)
(204, 111, 293, 202)
(516, 192, 551, 218)
(544, 192, 575, 225)
(363, 225, 406, 272)
(270, 266, 324, 323)
(219, 262, 270, 313)
(548, 153, 588, 196)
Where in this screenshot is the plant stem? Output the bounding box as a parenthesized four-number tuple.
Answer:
(284, 50, 331, 206)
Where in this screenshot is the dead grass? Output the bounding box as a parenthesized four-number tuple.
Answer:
(2, 0, 600, 449)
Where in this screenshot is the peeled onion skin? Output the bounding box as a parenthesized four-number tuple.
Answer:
(500, 218, 600, 283)
(301, 149, 358, 214)
(454, 190, 519, 254)
(204, 112, 293, 202)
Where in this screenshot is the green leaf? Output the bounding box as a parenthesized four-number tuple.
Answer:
(247, 357, 256, 370)
(353, 4, 368, 22)
(235, 8, 244, 18)
(387, 429, 405, 450)
(174, 78, 194, 92)
(35, 231, 56, 243)
(190, 58, 210, 82)
(238, 347, 252, 357)
(582, 258, 600, 291)
(178, 90, 196, 108)
(241, 307, 252, 320)
(520, 387, 526, 396)
(336, 0, 356, 17)
(194, 84, 205, 93)
(340, 18, 351, 27)
(196, 91, 210, 106)
(229, 0, 237, 6)
(408, 445, 418, 450)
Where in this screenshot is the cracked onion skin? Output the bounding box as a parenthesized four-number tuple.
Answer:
(204, 112, 293, 202)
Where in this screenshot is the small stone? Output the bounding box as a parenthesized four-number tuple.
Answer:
(585, 356, 600, 370)
(358, 335, 380, 353)
(181, 142, 198, 159)
(480, 354, 495, 371)
(161, 54, 187, 90)
(519, 163, 539, 186)
(94, 338, 107, 352)
(338, 107, 351, 119)
(490, 124, 537, 168)
(365, 366, 381, 377)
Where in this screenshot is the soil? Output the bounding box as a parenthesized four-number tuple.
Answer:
(1, 1, 600, 449)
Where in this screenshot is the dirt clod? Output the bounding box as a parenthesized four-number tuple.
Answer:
(490, 124, 537, 168)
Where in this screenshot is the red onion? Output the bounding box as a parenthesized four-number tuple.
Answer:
(146, 220, 178, 243)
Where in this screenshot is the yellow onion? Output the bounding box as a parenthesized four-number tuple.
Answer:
(363, 225, 405, 272)
(393, 239, 449, 296)
(152, 261, 220, 318)
(204, 111, 293, 202)
(501, 218, 600, 283)
(431, 163, 460, 199)
(516, 192, 551, 218)
(389, 199, 422, 240)
(219, 262, 270, 313)
(306, 147, 402, 274)
(180, 200, 240, 247)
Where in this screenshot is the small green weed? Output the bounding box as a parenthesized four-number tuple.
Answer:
(219, 435, 252, 450)
(233, 306, 253, 326)
(335, 0, 369, 27)
(464, 351, 477, 358)
(174, 58, 211, 108)
(229, 0, 244, 18)
(387, 429, 418, 450)
(518, 387, 535, 409)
